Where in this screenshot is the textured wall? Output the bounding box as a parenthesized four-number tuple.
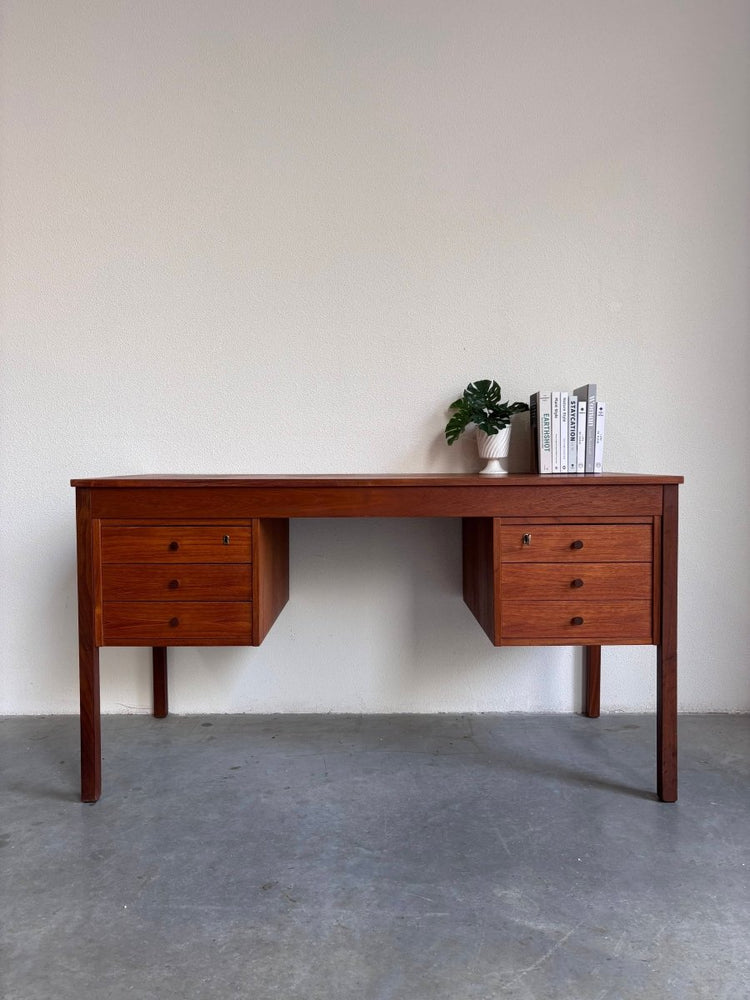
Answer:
(2, 0, 749, 713)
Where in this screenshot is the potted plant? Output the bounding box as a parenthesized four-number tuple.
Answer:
(445, 379, 529, 475)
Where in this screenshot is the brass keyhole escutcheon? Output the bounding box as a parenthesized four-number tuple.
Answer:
(222, 535, 230, 545)
(522, 533, 532, 547)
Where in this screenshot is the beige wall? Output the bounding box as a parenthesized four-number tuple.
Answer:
(2, 0, 749, 712)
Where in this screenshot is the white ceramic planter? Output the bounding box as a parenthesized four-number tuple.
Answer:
(476, 426, 512, 475)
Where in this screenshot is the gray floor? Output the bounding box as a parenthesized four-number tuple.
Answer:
(2, 714, 749, 1000)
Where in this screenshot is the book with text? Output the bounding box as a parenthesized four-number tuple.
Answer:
(531, 390, 553, 473)
(568, 394, 578, 473)
(551, 392, 561, 473)
(594, 400, 606, 472)
(576, 399, 587, 472)
(560, 391, 569, 472)
(574, 383, 597, 473)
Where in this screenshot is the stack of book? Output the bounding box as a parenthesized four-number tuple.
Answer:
(529, 384, 606, 474)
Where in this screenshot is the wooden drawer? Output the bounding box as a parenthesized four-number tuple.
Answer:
(102, 602, 252, 645)
(501, 563, 652, 602)
(501, 524, 652, 562)
(101, 564, 252, 602)
(501, 600, 652, 644)
(100, 525, 252, 563)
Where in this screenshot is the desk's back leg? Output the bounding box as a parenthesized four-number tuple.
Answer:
(153, 647, 168, 718)
(583, 645, 601, 717)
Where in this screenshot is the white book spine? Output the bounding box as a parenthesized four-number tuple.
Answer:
(586, 387, 597, 472)
(568, 395, 578, 474)
(539, 391, 552, 473)
(576, 400, 586, 472)
(560, 391, 569, 472)
(594, 401, 606, 472)
(551, 392, 560, 473)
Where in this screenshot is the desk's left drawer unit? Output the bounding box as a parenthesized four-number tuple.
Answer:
(97, 521, 288, 646)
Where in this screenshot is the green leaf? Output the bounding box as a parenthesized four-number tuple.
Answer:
(445, 412, 469, 445)
(464, 379, 501, 405)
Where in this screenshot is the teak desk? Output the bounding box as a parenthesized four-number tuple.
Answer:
(72, 473, 682, 803)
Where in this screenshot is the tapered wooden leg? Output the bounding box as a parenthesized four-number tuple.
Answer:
(153, 647, 168, 718)
(583, 645, 601, 718)
(77, 488, 101, 802)
(657, 485, 679, 802)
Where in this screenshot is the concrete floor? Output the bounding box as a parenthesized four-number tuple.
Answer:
(2, 713, 749, 1000)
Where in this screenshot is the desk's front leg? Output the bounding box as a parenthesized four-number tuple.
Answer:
(657, 485, 679, 802)
(76, 489, 101, 802)
(79, 647, 101, 802)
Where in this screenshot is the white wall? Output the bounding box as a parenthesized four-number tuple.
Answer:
(2, 0, 748, 714)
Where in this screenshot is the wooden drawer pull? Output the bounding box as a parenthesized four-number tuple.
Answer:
(571, 616, 584, 626)
(169, 617, 180, 628)
(168, 579, 180, 590)
(571, 540, 584, 550)
(168, 541, 180, 551)
(571, 578, 584, 589)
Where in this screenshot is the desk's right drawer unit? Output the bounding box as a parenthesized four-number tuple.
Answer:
(463, 518, 659, 646)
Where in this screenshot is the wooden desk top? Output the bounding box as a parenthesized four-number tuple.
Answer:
(72, 473, 683, 488)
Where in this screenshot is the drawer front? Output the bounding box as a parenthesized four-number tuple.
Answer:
(501, 563, 652, 602)
(102, 602, 252, 645)
(501, 600, 652, 644)
(101, 564, 252, 602)
(101, 526, 252, 563)
(501, 524, 652, 562)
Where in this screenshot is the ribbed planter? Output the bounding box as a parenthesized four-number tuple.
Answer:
(476, 426, 512, 475)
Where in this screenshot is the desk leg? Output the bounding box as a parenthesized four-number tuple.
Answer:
(77, 489, 101, 803)
(153, 647, 168, 718)
(80, 647, 101, 802)
(583, 646, 601, 718)
(657, 485, 679, 802)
